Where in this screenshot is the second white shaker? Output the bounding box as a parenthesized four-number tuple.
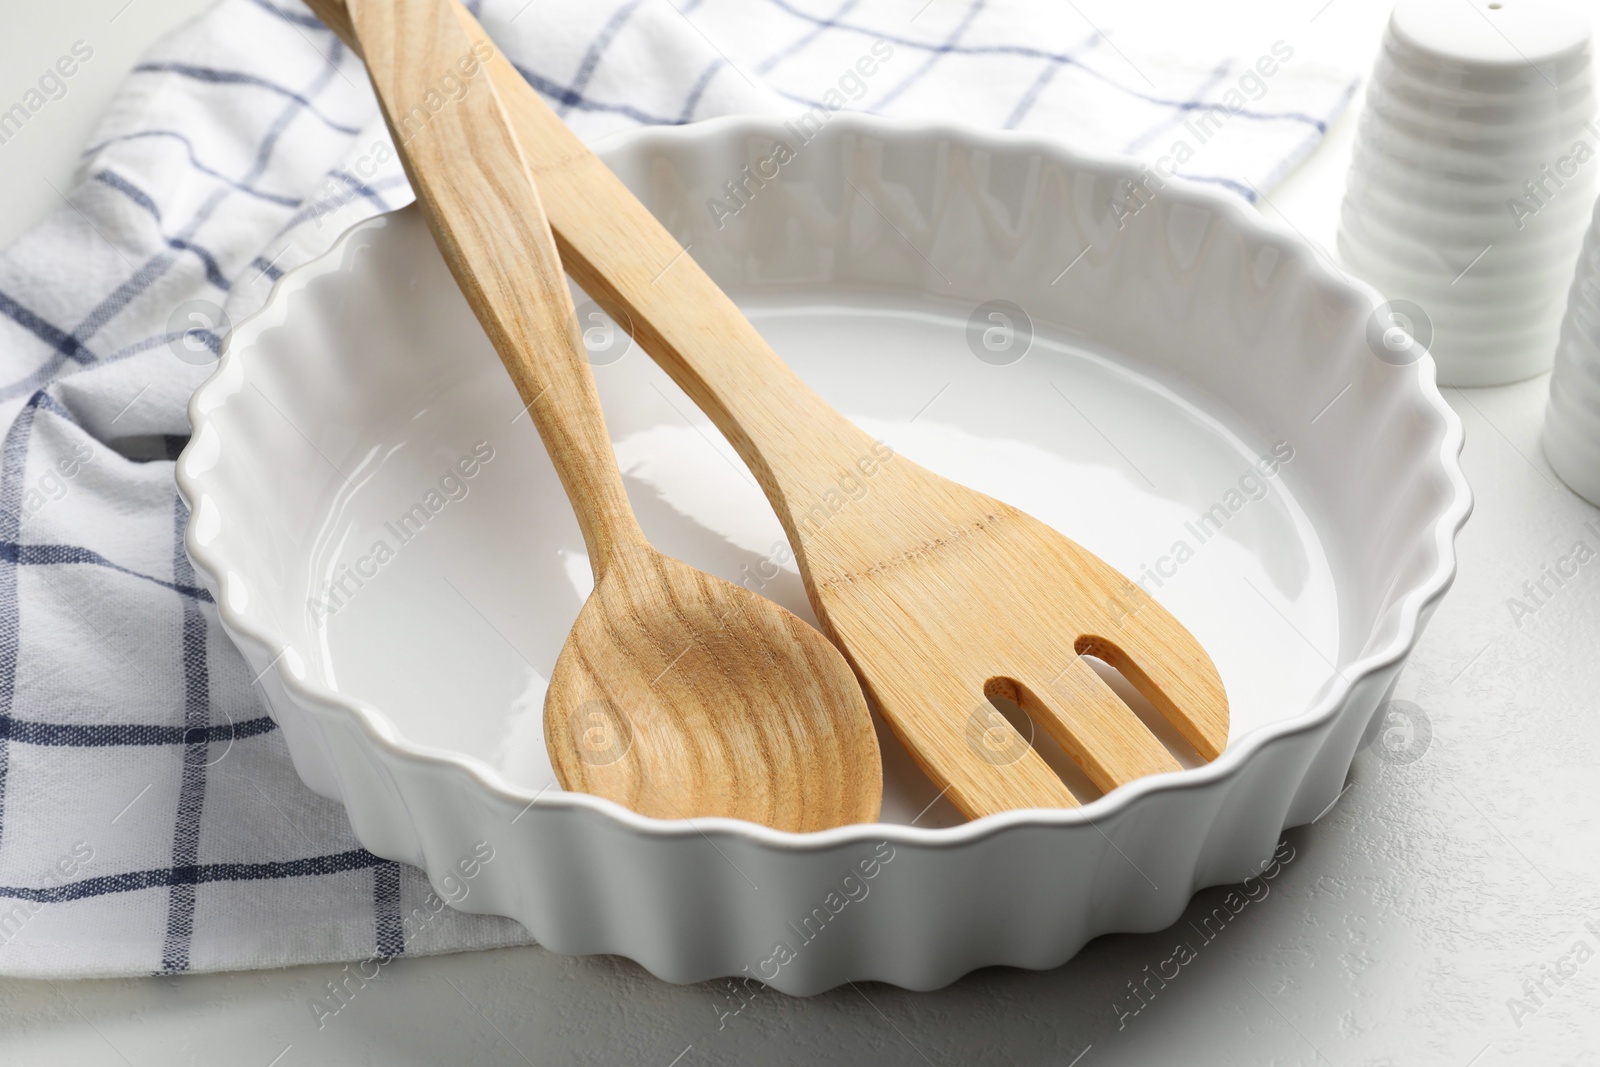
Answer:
(1544, 199, 1600, 505)
(1338, 0, 1597, 386)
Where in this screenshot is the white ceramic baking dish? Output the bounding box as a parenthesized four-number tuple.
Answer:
(178, 114, 1470, 994)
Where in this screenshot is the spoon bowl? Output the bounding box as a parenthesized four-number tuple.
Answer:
(546, 546, 881, 830)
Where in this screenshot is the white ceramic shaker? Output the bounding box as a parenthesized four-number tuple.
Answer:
(1338, 0, 1597, 386)
(1544, 199, 1600, 504)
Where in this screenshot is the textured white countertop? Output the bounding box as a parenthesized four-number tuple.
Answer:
(3, 0, 1598, 1064)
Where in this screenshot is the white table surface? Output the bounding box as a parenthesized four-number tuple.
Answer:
(3, 1, 1599, 1064)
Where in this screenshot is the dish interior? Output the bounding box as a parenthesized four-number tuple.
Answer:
(291, 216, 1339, 827)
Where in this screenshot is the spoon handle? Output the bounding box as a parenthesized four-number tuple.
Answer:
(308, 0, 880, 550)
(342, 0, 645, 577)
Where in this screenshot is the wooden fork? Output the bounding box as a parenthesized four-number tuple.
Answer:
(307, 0, 1228, 819)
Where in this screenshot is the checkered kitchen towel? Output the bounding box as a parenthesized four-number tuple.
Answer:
(0, 0, 1357, 977)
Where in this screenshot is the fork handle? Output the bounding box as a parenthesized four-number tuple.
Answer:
(341, 0, 646, 576)
(307, 0, 880, 549)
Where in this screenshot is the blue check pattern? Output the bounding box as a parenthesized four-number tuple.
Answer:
(0, 0, 1355, 976)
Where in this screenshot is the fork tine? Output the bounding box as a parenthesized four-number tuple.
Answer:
(1079, 597, 1229, 761)
(998, 659, 1182, 793)
(875, 672, 1079, 818)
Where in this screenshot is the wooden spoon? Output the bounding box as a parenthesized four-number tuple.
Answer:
(336, 0, 881, 831)
(309, 0, 1228, 820)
